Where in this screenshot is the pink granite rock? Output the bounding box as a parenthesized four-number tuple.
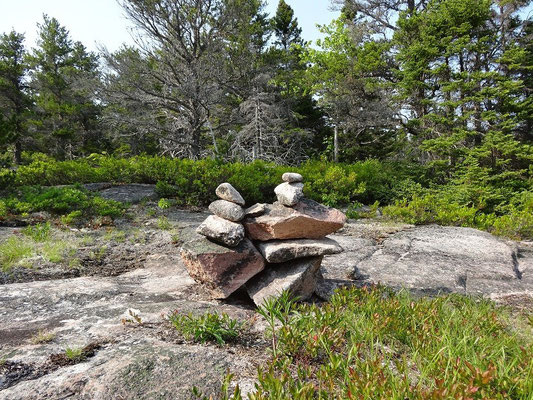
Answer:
(180, 230, 265, 299)
(243, 198, 346, 241)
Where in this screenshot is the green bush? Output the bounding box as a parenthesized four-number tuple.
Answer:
(22, 222, 52, 242)
(2, 153, 531, 239)
(235, 286, 532, 399)
(168, 311, 243, 345)
(2, 154, 421, 207)
(0, 185, 125, 220)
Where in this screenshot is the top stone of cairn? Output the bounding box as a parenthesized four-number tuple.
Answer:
(215, 183, 245, 206)
(282, 172, 303, 183)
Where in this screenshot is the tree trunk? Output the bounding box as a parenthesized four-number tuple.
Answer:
(14, 140, 22, 165)
(334, 125, 339, 163)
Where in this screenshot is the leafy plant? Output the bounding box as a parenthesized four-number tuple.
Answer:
(255, 291, 297, 358)
(158, 198, 172, 209)
(22, 222, 51, 242)
(238, 286, 533, 399)
(157, 216, 171, 230)
(168, 311, 243, 345)
(64, 347, 86, 362)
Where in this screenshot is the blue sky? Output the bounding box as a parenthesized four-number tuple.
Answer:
(0, 0, 339, 52)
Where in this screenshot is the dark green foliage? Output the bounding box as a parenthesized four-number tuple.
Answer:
(28, 15, 101, 159)
(0, 30, 31, 164)
(0, 184, 125, 219)
(0, 154, 422, 207)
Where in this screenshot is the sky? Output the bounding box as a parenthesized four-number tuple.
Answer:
(0, 0, 340, 53)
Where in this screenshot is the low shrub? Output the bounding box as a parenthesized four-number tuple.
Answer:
(22, 222, 52, 242)
(0, 185, 125, 220)
(223, 286, 532, 399)
(168, 311, 243, 345)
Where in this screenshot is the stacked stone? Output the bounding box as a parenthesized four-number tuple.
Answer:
(196, 183, 246, 247)
(244, 172, 345, 306)
(179, 175, 347, 306)
(274, 172, 305, 206)
(180, 183, 265, 299)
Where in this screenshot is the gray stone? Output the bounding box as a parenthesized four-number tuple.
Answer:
(98, 184, 157, 203)
(244, 198, 346, 241)
(196, 215, 245, 247)
(244, 203, 267, 218)
(215, 183, 245, 206)
(208, 200, 245, 222)
(257, 238, 343, 263)
(282, 172, 303, 183)
(246, 256, 323, 306)
(274, 182, 304, 207)
(321, 224, 532, 299)
(180, 230, 265, 298)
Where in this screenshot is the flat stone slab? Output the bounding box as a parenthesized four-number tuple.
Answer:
(244, 203, 267, 218)
(97, 184, 157, 203)
(243, 198, 346, 241)
(282, 172, 303, 183)
(317, 224, 533, 301)
(180, 230, 265, 298)
(257, 238, 343, 263)
(246, 256, 323, 306)
(0, 252, 258, 399)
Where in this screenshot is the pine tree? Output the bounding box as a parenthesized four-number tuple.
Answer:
(28, 15, 100, 159)
(0, 30, 32, 163)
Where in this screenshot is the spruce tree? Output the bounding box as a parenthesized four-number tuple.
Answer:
(28, 15, 100, 159)
(0, 31, 32, 163)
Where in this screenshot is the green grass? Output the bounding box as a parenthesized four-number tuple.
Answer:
(0, 236, 34, 271)
(30, 329, 56, 344)
(168, 311, 243, 345)
(42, 241, 70, 263)
(221, 286, 532, 399)
(1, 224, 79, 271)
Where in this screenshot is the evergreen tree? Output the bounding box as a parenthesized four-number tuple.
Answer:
(304, 16, 397, 162)
(0, 31, 32, 163)
(264, 0, 325, 161)
(28, 15, 100, 159)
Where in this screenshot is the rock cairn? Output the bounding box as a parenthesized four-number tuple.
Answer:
(180, 174, 346, 306)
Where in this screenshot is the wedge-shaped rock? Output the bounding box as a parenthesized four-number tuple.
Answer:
(208, 200, 245, 222)
(244, 198, 346, 241)
(215, 183, 245, 206)
(257, 238, 343, 263)
(246, 256, 323, 306)
(274, 182, 304, 206)
(245, 203, 267, 218)
(181, 231, 265, 299)
(282, 172, 303, 183)
(196, 215, 245, 247)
